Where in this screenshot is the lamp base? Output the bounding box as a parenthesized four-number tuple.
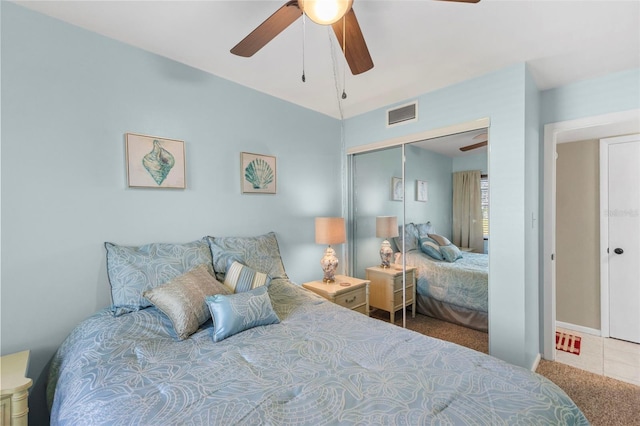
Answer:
(379, 239, 393, 269)
(320, 245, 338, 283)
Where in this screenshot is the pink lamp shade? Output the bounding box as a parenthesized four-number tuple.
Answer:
(315, 217, 346, 245)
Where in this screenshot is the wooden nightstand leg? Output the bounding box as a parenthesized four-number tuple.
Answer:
(390, 310, 395, 323)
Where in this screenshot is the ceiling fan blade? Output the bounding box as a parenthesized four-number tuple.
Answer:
(332, 9, 373, 75)
(230, 1, 302, 57)
(459, 141, 488, 152)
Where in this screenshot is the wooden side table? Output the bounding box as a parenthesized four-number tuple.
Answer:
(365, 266, 416, 323)
(0, 350, 32, 426)
(302, 275, 370, 315)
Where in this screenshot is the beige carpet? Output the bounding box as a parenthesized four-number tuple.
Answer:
(370, 308, 640, 426)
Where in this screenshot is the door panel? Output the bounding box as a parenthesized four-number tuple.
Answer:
(608, 137, 640, 344)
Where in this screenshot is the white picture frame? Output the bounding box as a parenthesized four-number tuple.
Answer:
(391, 177, 403, 201)
(416, 180, 428, 202)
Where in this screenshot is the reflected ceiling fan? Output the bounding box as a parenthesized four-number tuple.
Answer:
(460, 132, 488, 152)
(231, 0, 480, 76)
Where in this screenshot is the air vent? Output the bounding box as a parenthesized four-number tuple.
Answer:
(387, 102, 418, 127)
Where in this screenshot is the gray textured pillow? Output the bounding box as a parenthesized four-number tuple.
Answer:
(206, 232, 288, 281)
(105, 238, 214, 316)
(143, 264, 231, 340)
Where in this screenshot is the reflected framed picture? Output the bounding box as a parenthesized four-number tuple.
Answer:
(125, 133, 186, 189)
(391, 177, 403, 201)
(241, 152, 277, 194)
(416, 180, 428, 202)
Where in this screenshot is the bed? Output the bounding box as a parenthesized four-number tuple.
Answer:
(395, 223, 489, 332)
(47, 233, 586, 425)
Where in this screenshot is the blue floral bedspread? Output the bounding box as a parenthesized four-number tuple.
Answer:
(407, 251, 489, 313)
(48, 279, 586, 425)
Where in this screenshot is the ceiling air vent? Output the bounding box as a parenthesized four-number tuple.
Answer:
(387, 102, 418, 127)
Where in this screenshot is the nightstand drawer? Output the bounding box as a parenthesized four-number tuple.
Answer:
(335, 286, 367, 311)
(393, 285, 414, 307)
(302, 275, 370, 316)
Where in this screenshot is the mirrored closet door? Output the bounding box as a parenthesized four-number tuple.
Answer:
(348, 128, 490, 337)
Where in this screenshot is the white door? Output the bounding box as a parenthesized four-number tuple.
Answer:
(605, 134, 640, 344)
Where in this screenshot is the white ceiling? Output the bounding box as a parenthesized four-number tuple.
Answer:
(15, 0, 640, 124)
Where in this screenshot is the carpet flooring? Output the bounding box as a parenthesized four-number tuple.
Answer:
(370, 308, 640, 426)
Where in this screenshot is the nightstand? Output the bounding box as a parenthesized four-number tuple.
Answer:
(0, 350, 32, 426)
(365, 266, 416, 323)
(302, 275, 370, 315)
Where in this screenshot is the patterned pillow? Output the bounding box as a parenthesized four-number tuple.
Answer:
(415, 222, 435, 238)
(206, 286, 280, 342)
(419, 236, 444, 260)
(207, 232, 288, 281)
(224, 261, 271, 293)
(105, 238, 214, 316)
(143, 264, 231, 340)
(441, 244, 463, 263)
(393, 223, 419, 253)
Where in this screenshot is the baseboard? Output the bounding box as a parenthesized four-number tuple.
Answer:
(530, 353, 541, 372)
(556, 321, 600, 337)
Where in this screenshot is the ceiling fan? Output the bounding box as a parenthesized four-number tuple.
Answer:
(460, 132, 488, 152)
(231, 0, 480, 76)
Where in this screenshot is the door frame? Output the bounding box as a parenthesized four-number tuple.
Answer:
(599, 133, 640, 339)
(542, 109, 640, 361)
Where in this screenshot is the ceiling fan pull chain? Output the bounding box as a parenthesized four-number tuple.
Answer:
(341, 16, 347, 99)
(301, 13, 306, 83)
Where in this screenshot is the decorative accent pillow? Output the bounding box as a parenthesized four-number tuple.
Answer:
(105, 238, 214, 316)
(206, 232, 288, 281)
(441, 244, 463, 263)
(419, 236, 444, 260)
(224, 261, 271, 293)
(428, 233, 452, 247)
(143, 264, 231, 340)
(206, 286, 280, 342)
(415, 222, 435, 238)
(393, 223, 419, 253)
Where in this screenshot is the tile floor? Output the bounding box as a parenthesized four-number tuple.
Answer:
(556, 326, 640, 387)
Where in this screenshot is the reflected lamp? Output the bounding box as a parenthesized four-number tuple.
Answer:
(376, 216, 398, 268)
(315, 217, 346, 282)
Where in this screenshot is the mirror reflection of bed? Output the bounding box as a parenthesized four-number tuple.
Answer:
(350, 129, 489, 352)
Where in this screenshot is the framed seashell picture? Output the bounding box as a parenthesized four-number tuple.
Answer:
(241, 152, 276, 194)
(125, 133, 186, 189)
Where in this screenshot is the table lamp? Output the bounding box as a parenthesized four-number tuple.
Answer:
(315, 217, 346, 282)
(376, 216, 398, 268)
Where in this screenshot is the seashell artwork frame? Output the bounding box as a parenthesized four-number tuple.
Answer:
(125, 133, 186, 189)
(241, 152, 276, 194)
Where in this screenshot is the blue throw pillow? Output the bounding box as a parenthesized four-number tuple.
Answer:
(206, 286, 280, 342)
(419, 236, 444, 260)
(441, 244, 463, 262)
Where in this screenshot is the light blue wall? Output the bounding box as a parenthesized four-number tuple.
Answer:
(345, 64, 533, 368)
(404, 144, 453, 237)
(1, 3, 341, 422)
(524, 66, 541, 369)
(452, 152, 488, 174)
(541, 68, 640, 125)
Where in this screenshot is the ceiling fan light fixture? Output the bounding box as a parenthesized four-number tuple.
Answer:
(299, 0, 353, 25)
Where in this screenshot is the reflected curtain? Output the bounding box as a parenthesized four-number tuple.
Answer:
(452, 170, 483, 252)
